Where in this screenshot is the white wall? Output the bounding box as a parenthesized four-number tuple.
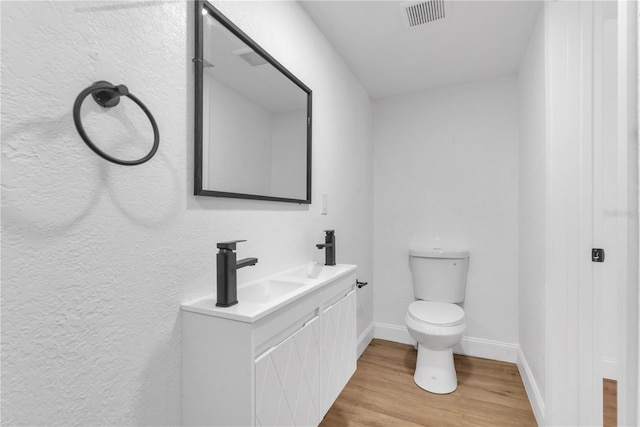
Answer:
(0, 1, 373, 425)
(271, 108, 307, 199)
(373, 76, 520, 351)
(516, 7, 546, 415)
(205, 75, 273, 195)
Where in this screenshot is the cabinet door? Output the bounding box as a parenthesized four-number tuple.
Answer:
(255, 316, 321, 427)
(321, 289, 356, 414)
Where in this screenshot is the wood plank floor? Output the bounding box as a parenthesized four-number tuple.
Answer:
(603, 379, 616, 427)
(320, 339, 536, 426)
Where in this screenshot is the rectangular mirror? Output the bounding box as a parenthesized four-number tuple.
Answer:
(194, 1, 312, 204)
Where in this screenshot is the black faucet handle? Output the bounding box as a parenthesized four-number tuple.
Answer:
(217, 240, 246, 251)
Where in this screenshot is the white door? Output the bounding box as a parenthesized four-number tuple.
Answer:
(591, 1, 637, 425)
(612, 1, 638, 424)
(542, 1, 637, 424)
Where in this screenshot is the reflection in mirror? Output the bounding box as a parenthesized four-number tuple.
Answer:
(195, 2, 312, 203)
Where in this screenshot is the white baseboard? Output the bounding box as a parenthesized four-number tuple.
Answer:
(517, 349, 545, 426)
(373, 322, 518, 363)
(373, 322, 414, 345)
(454, 336, 518, 363)
(602, 357, 618, 380)
(357, 323, 374, 359)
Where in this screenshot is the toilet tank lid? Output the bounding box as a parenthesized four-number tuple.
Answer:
(409, 247, 469, 259)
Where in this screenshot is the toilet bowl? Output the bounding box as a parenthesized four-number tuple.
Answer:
(406, 247, 469, 394)
(405, 300, 466, 394)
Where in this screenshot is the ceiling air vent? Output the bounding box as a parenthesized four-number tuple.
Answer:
(232, 47, 267, 67)
(400, 0, 448, 28)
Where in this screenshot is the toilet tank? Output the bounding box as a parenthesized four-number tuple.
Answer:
(409, 248, 469, 303)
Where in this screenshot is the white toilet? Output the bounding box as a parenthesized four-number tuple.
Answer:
(405, 247, 469, 394)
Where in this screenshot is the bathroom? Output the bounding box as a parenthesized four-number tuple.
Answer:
(1, 0, 638, 426)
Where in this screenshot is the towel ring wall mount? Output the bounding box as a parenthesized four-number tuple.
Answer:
(73, 81, 159, 166)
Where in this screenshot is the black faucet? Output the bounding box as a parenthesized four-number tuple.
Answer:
(316, 230, 336, 266)
(216, 240, 258, 307)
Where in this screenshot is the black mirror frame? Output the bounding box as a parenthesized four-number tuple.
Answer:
(194, 0, 313, 204)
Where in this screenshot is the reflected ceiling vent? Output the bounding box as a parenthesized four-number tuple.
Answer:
(232, 47, 268, 67)
(400, 0, 449, 28)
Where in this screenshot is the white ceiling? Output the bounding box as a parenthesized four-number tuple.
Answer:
(301, 0, 543, 100)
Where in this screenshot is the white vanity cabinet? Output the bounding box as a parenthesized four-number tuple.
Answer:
(182, 266, 356, 427)
(255, 315, 321, 426)
(321, 289, 356, 412)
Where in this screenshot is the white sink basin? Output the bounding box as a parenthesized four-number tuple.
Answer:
(281, 263, 341, 280)
(182, 262, 357, 322)
(237, 279, 302, 305)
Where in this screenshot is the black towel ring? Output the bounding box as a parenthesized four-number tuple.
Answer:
(73, 81, 159, 166)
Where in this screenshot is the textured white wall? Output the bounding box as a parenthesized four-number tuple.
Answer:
(373, 76, 519, 345)
(517, 8, 546, 402)
(1, 1, 373, 425)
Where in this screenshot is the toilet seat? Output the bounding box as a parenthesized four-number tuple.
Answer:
(408, 301, 464, 327)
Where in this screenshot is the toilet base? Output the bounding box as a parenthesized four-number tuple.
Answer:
(413, 344, 458, 394)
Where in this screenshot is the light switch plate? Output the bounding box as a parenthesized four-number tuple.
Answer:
(321, 193, 328, 215)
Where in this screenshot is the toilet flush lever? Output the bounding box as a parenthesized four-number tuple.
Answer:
(356, 280, 368, 289)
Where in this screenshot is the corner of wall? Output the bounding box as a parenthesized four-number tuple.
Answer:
(517, 348, 545, 426)
(357, 322, 375, 358)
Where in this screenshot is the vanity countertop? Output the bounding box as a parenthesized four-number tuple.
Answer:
(181, 262, 356, 323)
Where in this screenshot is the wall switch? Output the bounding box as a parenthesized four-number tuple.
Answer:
(321, 193, 328, 215)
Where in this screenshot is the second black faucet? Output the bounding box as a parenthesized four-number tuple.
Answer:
(316, 230, 336, 266)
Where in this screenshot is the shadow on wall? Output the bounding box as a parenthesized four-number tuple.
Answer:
(2, 115, 103, 236)
(2, 111, 182, 237)
(188, 193, 312, 212)
(134, 313, 182, 425)
(72, 2, 167, 14)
